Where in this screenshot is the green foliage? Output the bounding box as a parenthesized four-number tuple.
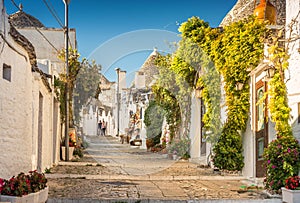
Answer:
(263, 28, 299, 193)
(263, 135, 300, 191)
(179, 18, 222, 145)
(211, 16, 265, 171)
(212, 123, 244, 171)
(55, 48, 81, 126)
(73, 59, 102, 125)
(152, 54, 181, 140)
(73, 146, 84, 158)
(54, 76, 66, 122)
(267, 30, 292, 136)
(178, 15, 266, 171)
(144, 100, 164, 141)
(214, 16, 266, 131)
(0, 171, 47, 196)
(168, 136, 191, 158)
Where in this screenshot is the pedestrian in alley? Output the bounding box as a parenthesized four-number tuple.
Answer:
(101, 119, 106, 136)
(98, 119, 102, 136)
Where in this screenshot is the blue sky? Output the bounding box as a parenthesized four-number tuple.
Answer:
(4, 0, 237, 82)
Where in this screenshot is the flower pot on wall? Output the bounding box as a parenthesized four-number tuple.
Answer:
(61, 146, 74, 161)
(0, 187, 48, 203)
(253, 0, 277, 24)
(282, 187, 300, 203)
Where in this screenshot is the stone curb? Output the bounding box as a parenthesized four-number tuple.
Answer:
(46, 198, 282, 203)
(46, 174, 245, 181)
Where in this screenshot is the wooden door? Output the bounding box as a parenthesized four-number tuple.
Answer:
(255, 80, 268, 177)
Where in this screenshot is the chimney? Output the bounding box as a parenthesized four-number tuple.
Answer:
(135, 71, 145, 89)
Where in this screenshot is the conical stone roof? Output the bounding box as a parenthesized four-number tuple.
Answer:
(9, 10, 45, 28)
(220, 0, 285, 26)
(139, 48, 159, 87)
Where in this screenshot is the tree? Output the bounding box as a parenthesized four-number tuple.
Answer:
(55, 48, 81, 127)
(73, 59, 102, 125)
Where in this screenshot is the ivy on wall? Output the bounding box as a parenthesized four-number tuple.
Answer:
(179, 18, 222, 145)
(55, 48, 81, 127)
(178, 16, 266, 171)
(263, 28, 300, 192)
(212, 16, 266, 171)
(152, 54, 181, 140)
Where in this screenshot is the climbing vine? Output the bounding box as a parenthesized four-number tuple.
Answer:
(212, 16, 266, 171)
(152, 54, 181, 140)
(178, 16, 266, 171)
(179, 18, 222, 145)
(263, 26, 300, 192)
(55, 48, 81, 127)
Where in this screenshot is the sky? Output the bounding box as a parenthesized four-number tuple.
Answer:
(4, 0, 237, 82)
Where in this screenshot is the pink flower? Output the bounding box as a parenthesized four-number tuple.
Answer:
(0, 178, 5, 193)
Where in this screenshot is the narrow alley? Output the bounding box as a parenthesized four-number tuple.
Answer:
(46, 135, 279, 202)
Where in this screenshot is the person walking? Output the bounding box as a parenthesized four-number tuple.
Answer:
(98, 119, 102, 136)
(101, 119, 106, 136)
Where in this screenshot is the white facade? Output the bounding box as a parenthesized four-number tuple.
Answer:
(82, 103, 98, 136)
(286, 0, 300, 140)
(0, 1, 60, 178)
(15, 28, 76, 73)
(0, 7, 33, 178)
(243, 0, 300, 178)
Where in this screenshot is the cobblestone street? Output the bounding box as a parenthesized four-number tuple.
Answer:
(46, 136, 280, 202)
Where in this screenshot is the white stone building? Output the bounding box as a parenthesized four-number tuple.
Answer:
(189, 0, 300, 180)
(0, 1, 60, 178)
(9, 7, 77, 73)
(80, 74, 115, 136)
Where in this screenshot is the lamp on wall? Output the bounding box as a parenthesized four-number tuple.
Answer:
(265, 65, 276, 78)
(235, 82, 244, 91)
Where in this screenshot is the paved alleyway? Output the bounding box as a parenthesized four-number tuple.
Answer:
(46, 135, 281, 203)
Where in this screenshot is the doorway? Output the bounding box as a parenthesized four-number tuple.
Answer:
(255, 80, 268, 177)
(37, 92, 44, 172)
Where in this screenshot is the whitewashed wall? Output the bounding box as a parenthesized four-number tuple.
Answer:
(0, 2, 60, 178)
(189, 93, 202, 162)
(0, 2, 32, 178)
(16, 28, 76, 73)
(286, 0, 300, 140)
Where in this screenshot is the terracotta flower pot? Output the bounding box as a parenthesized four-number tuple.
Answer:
(253, 0, 277, 24)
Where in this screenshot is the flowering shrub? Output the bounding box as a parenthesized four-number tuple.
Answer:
(285, 176, 300, 190)
(0, 170, 47, 196)
(28, 170, 47, 192)
(264, 135, 300, 192)
(168, 137, 190, 158)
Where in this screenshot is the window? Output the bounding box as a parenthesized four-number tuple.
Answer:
(257, 137, 264, 160)
(3, 64, 11, 82)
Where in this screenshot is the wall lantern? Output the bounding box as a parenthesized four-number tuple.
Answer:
(235, 82, 244, 91)
(265, 65, 276, 79)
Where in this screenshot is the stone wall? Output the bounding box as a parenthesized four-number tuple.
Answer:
(220, 0, 286, 26)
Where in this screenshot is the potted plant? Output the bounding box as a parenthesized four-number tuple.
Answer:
(282, 176, 300, 203)
(0, 170, 48, 203)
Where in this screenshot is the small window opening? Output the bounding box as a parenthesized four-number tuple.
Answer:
(3, 64, 11, 82)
